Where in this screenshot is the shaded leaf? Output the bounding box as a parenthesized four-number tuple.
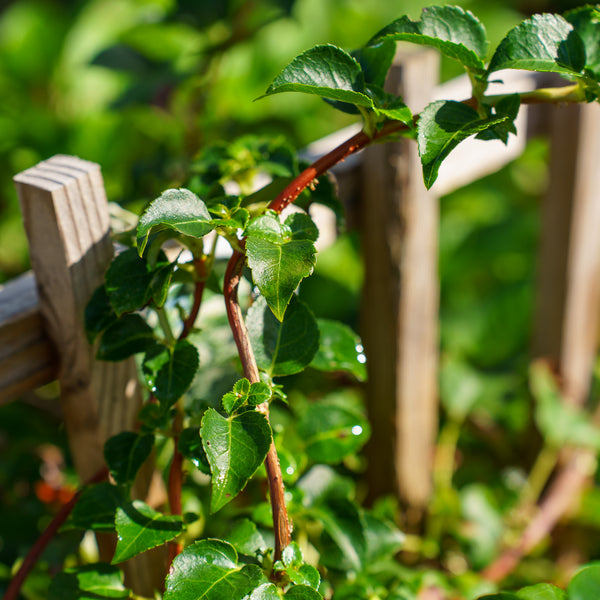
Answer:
(85, 285, 118, 344)
(113, 500, 184, 563)
(164, 539, 263, 600)
(417, 100, 508, 188)
(368, 5, 487, 71)
(247, 295, 320, 377)
(142, 340, 199, 407)
(66, 483, 124, 533)
(178, 427, 210, 474)
(97, 314, 156, 361)
(201, 408, 272, 512)
(104, 432, 154, 486)
(488, 13, 585, 75)
(105, 248, 174, 315)
(262, 44, 373, 108)
(48, 564, 129, 600)
(137, 188, 215, 255)
(310, 319, 367, 381)
(297, 400, 370, 464)
(246, 213, 317, 321)
(363, 512, 405, 563)
(565, 6, 600, 77)
(226, 518, 268, 557)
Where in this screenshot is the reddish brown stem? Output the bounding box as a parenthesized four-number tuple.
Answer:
(179, 258, 207, 340)
(268, 119, 409, 213)
(223, 250, 292, 562)
(3, 468, 108, 600)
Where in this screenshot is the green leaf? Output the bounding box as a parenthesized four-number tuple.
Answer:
(367, 6, 488, 72)
(568, 565, 600, 600)
(142, 340, 199, 407)
(226, 519, 268, 557)
(417, 100, 508, 188)
(249, 583, 281, 600)
(85, 285, 118, 344)
(113, 500, 184, 563)
(297, 400, 370, 464)
(104, 432, 154, 486)
(178, 427, 210, 474)
(515, 583, 567, 599)
(66, 483, 124, 533)
(105, 248, 174, 315)
(285, 586, 323, 599)
(48, 564, 129, 600)
(201, 408, 272, 512)
(363, 512, 405, 563)
(488, 13, 585, 75)
(310, 319, 367, 381)
(137, 188, 214, 254)
(164, 539, 263, 600)
(247, 295, 320, 377)
(262, 44, 373, 108)
(312, 497, 367, 571)
(530, 362, 600, 450)
(353, 43, 396, 88)
(476, 94, 520, 143)
(274, 543, 321, 590)
(97, 314, 156, 361)
(246, 213, 317, 321)
(565, 6, 600, 77)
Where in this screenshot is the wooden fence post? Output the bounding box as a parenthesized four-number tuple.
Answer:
(361, 48, 440, 516)
(532, 102, 600, 406)
(14, 155, 142, 478)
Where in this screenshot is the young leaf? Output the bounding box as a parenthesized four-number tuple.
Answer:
(142, 340, 199, 407)
(66, 482, 124, 533)
(97, 314, 156, 361)
(104, 432, 154, 486)
(488, 13, 585, 75)
(297, 401, 370, 464)
(137, 188, 215, 255)
(417, 100, 508, 188)
(367, 6, 488, 72)
(262, 44, 373, 108)
(246, 213, 317, 321)
(246, 295, 320, 377)
(274, 542, 321, 590)
(48, 564, 129, 600)
(201, 407, 272, 512)
(164, 539, 263, 600)
(113, 500, 184, 563)
(476, 94, 520, 143)
(568, 565, 600, 600)
(310, 319, 367, 381)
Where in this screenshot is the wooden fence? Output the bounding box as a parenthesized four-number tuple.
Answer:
(2, 50, 600, 529)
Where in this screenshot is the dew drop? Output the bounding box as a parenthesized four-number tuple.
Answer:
(352, 425, 363, 436)
(357, 353, 367, 364)
(286, 466, 295, 475)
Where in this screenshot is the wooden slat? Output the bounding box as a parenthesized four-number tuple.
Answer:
(533, 102, 600, 406)
(14, 156, 142, 480)
(361, 48, 440, 512)
(0, 272, 57, 403)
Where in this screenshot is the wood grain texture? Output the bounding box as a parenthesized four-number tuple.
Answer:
(533, 103, 600, 406)
(14, 156, 142, 480)
(0, 272, 57, 403)
(361, 48, 440, 509)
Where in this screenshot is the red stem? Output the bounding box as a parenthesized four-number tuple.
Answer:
(223, 250, 292, 562)
(3, 468, 108, 600)
(179, 258, 207, 340)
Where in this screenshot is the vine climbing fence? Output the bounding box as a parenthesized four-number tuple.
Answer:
(1, 49, 600, 531)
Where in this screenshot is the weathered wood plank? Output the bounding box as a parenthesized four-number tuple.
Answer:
(361, 47, 440, 512)
(0, 272, 57, 403)
(14, 156, 142, 481)
(532, 102, 600, 406)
